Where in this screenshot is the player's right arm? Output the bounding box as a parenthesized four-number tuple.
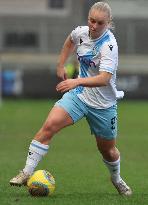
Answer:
(57, 35, 75, 80)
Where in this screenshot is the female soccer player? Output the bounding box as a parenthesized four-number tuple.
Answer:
(10, 2, 132, 196)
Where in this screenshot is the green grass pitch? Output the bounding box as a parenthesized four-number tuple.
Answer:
(0, 99, 148, 205)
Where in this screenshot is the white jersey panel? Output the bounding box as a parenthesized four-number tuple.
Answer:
(70, 26, 119, 109)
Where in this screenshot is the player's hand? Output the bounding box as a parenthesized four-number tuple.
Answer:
(56, 79, 79, 93)
(57, 66, 68, 80)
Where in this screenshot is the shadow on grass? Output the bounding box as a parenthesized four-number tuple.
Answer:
(2, 187, 148, 205)
(51, 192, 148, 205)
(54, 192, 118, 199)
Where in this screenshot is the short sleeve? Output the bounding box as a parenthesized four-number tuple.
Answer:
(99, 42, 118, 74)
(70, 26, 81, 45)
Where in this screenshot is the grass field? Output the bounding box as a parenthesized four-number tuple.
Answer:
(0, 99, 148, 205)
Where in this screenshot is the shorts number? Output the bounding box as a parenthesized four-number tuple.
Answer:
(111, 116, 117, 130)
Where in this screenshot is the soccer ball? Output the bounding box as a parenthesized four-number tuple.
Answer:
(27, 170, 55, 197)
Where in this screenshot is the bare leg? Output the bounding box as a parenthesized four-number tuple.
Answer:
(34, 106, 73, 144)
(95, 136, 132, 196)
(95, 137, 119, 162)
(10, 106, 73, 186)
(24, 106, 74, 173)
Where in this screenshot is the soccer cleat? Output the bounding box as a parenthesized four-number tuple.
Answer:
(10, 170, 30, 186)
(111, 179, 132, 196)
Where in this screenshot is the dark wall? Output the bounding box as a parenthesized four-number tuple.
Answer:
(2, 68, 148, 99)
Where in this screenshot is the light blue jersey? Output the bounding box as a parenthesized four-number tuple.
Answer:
(70, 26, 118, 109)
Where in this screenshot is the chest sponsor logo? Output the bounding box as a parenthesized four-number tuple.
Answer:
(77, 54, 96, 68)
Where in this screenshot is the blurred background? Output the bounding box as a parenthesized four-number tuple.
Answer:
(0, 2, 148, 203)
(0, 0, 148, 101)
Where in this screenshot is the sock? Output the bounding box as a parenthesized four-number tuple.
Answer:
(23, 140, 49, 175)
(103, 157, 121, 183)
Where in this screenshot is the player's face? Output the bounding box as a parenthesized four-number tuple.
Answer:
(88, 9, 109, 39)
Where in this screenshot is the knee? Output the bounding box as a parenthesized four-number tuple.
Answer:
(34, 119, 60, 144)
(99, 147, 120, 161)
(42, 120, 58, 136)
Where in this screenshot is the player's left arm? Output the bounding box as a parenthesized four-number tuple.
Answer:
(56, 42, 117, 92)
(56, 71, 112, 92)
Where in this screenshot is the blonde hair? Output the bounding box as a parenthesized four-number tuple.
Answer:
(89, 1, 114, 30)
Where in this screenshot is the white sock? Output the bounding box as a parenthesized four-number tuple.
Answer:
(103, 157, 121, 183)
(23, 140, 49, 175)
